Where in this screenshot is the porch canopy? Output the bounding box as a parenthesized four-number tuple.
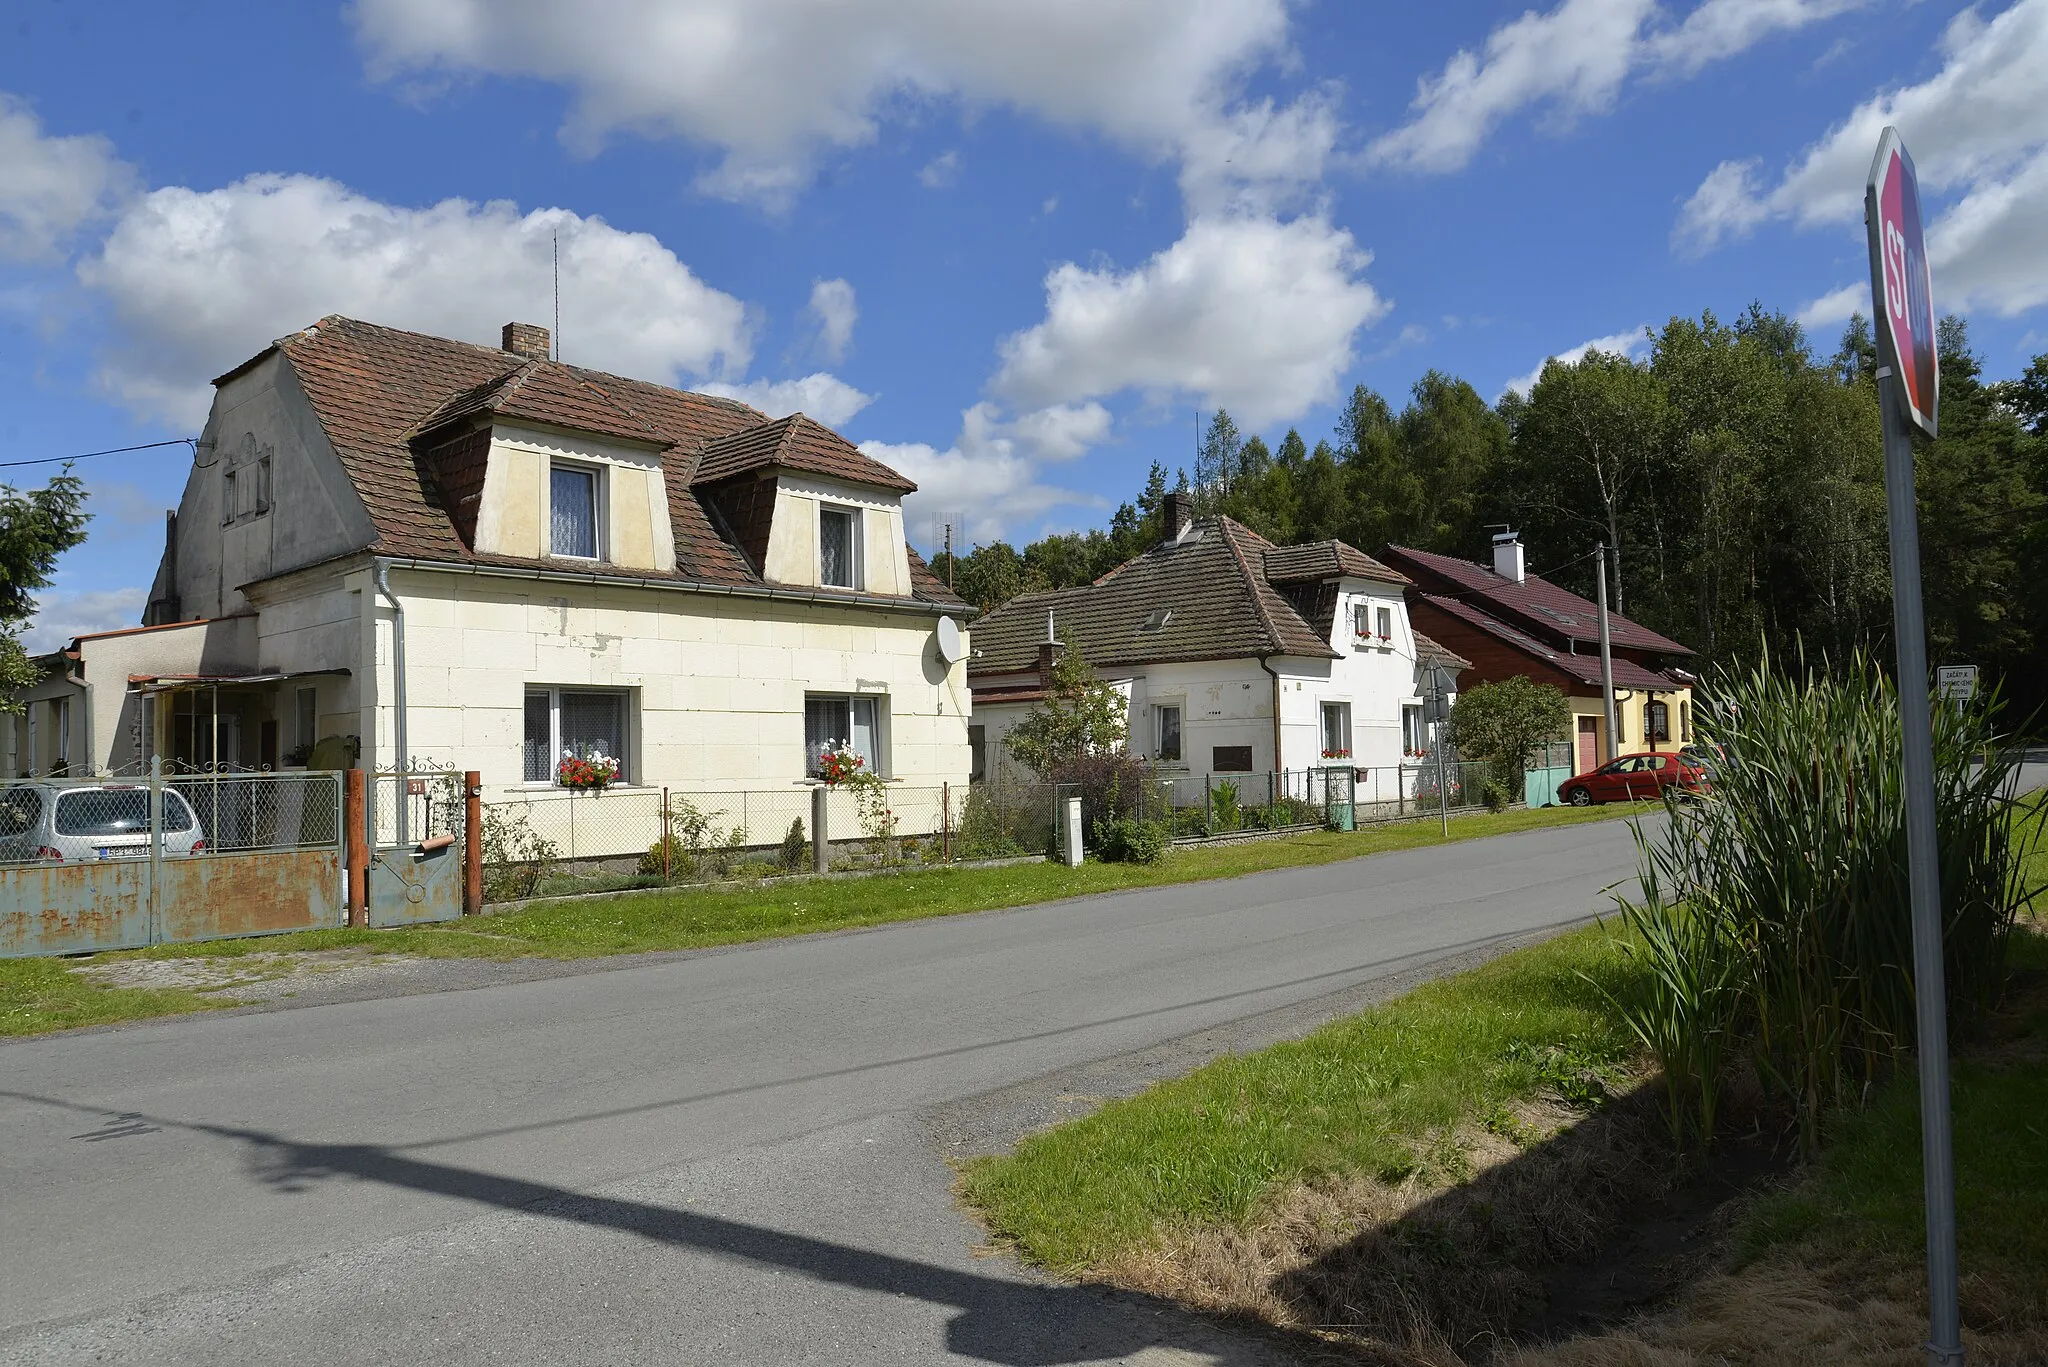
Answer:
(131, 669, 349, 773)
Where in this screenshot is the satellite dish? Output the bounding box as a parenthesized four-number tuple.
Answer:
(935, 616, 965, 665)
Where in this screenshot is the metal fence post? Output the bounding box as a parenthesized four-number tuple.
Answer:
(1204, 775, 1212, 834)
(147, 756, 163, 946)
(463, 771, 482, 915)
(344, 768, 368, 928)
(942, 781, 951, 863)
(661, 786, 672, 884)
(811, 784, 829, 873)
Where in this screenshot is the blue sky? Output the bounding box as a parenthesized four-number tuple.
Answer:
(5, 0, 2045, 649)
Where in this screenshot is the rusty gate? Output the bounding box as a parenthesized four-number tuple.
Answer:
(0, 766, 345, 957)
(362, 771, 467, 927)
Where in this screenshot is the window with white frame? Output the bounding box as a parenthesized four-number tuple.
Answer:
(819, 505, 861, 589)
(1402, 704, 1426, 756)
(1376, 604, 1393, 640)
(550, 464, 601, 559)
(523, 687, 629, 783)
(805, 693, 881, 777)
(1352, 602, 1370, 637)
(1320, 701, 1351, 758)
(1154, 703, 1183, 763)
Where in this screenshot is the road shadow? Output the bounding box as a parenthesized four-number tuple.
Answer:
(6, 1091, 1299, 1367)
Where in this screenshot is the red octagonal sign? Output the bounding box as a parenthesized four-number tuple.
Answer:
(1864, 127, 1938, 438)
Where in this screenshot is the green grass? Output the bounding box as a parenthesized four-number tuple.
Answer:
(1741, 926, 2048, 1279)
(958, 921, 1640, 1272)
(0, 955, 226, 1037)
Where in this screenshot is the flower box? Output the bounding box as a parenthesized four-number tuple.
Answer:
(1320, 749, 1351, 760)
(816, 747, 866, 786)
(556, 752, 619, 792)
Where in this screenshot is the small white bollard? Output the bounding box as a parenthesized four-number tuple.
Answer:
(1062, 797, 1084, 868)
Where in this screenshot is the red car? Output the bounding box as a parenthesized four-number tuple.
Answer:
(1559, 751, 1708, 806)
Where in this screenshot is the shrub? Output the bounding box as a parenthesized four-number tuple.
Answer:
(1480, 779, 1511, 813)
(640, 796, 745, 880)
(1046, 750, 1158, 839)
(1614, 647, 2044, 1155)
(1451, 677, 1570, 800)
(480, 803, 559, 902)
(779, 818, 807, 870)
(1209, 779, 1241, 832)
(1094, 815, 1170, 864)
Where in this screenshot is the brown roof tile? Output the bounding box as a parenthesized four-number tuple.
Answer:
(1263, 540, 1409, 587)
(261, 316, 946, 605)
(1419, 593, 1675, 688)
(691, 413, 918, 494)
(967, 516, 1337, 675)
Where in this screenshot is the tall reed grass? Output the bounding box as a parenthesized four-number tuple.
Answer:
(1610, 647, 2042, 1155)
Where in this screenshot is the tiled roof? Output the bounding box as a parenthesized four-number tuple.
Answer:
(968, 517, 1340, 675)
(252, 316, 950, 606)
(1263, 540, 1408, 586)
(1413, 631, 1471, 671)
(1380, 544, 1692, 656)
(691, 413, 917, 493)
(1419, 594, 1676, 689)
(413, 359, 671, 449)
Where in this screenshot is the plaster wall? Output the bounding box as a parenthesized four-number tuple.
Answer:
(165, 354, 378, 620)
(370, 568, 970, 796)
(762, 475, 911, 595)
(475, 423, 674, 572)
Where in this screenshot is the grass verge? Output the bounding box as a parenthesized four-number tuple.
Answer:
(1, 802, 1632, 1039)
(958, 920, 2048, 1364)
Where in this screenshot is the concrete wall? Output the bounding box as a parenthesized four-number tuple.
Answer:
(165, 353, 378, 620)
(368, 567, 971, 795)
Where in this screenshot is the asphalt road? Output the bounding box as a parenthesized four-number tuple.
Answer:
(1, 817, 1650, 1366)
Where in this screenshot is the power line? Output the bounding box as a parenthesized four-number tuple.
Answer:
(0, 438, 195, 471)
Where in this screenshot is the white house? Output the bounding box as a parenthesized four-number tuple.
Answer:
(967, 496, 1466, 789)
(10, 316, 973, 812)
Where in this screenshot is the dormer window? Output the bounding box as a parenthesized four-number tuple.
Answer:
(551, 463, 600, 560)
(819, 504, 861, 589)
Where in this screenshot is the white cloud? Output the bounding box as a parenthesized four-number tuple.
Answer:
(1177, 91, 1343, 216)
(0, 92, 135, 260)
(1499, 327, 1647, 399)
(806, 277, 857, 363)
(77, 173, 754, 427)
(351, 0, 1293, 208)
(696, 372, 875, 427)
(1675, 0, 2048, 314)
(1369, 0, 1652, 174)
(993, 215, 1387, 428)
(1796, 282, 1868, 330)
(971, 401, 1114, 464)
(862, 436, 1099, 547)
(1369, 0, 1865, 173)
(20, 586, 147, 655)
(918, 150, 960, 188)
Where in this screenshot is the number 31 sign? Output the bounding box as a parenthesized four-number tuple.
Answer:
(1864, 127, 1938, 439)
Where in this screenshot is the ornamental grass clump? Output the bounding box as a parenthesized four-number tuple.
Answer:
(1612, 646, 2043, 1155)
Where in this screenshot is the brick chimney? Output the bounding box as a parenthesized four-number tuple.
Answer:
(1162, 490, 1193, 542)
(502, 322, 552, 360)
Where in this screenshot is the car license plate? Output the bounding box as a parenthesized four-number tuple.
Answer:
(98, 846, 146, 859)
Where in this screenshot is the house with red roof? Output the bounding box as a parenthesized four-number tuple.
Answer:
(8, 316, 971, 849)
(1377, 535, 1697, 776)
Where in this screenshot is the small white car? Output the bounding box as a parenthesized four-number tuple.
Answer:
(0, 783, 206, 863)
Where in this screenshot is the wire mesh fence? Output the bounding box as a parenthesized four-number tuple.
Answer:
(0, 770, 344, 863)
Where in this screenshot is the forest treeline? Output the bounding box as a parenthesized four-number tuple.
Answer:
(931, 307, 2048, 719)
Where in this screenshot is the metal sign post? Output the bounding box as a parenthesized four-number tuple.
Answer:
(1424, 665, 1454, 836)
(1865, 125, 1961, 1367)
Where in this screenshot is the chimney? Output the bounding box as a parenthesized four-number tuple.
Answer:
(1491, 529, 1526, 583)
(501, 322, 552, 360)
(1162, 490, 1193, 542)
(1038, 611, 1060, 685)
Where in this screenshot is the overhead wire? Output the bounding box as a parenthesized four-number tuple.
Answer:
(0, 438, 197, 470)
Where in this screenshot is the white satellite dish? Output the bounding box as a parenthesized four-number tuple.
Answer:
(935, 616, 965, 665)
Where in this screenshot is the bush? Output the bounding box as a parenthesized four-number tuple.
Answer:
(1045, 750, 1159, 838)
(480, 803, 559, 902)
(779, 818, 807, 870)
(1613, 647, 2045, 1155)
(1481, 779, 1511, 813)
(1094, 815, 1170, 864)
(640, 796, 746, 880)
(1209, 779, 1241, 832)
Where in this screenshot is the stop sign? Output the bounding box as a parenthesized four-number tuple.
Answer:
(1864, 126, 1938, 438)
